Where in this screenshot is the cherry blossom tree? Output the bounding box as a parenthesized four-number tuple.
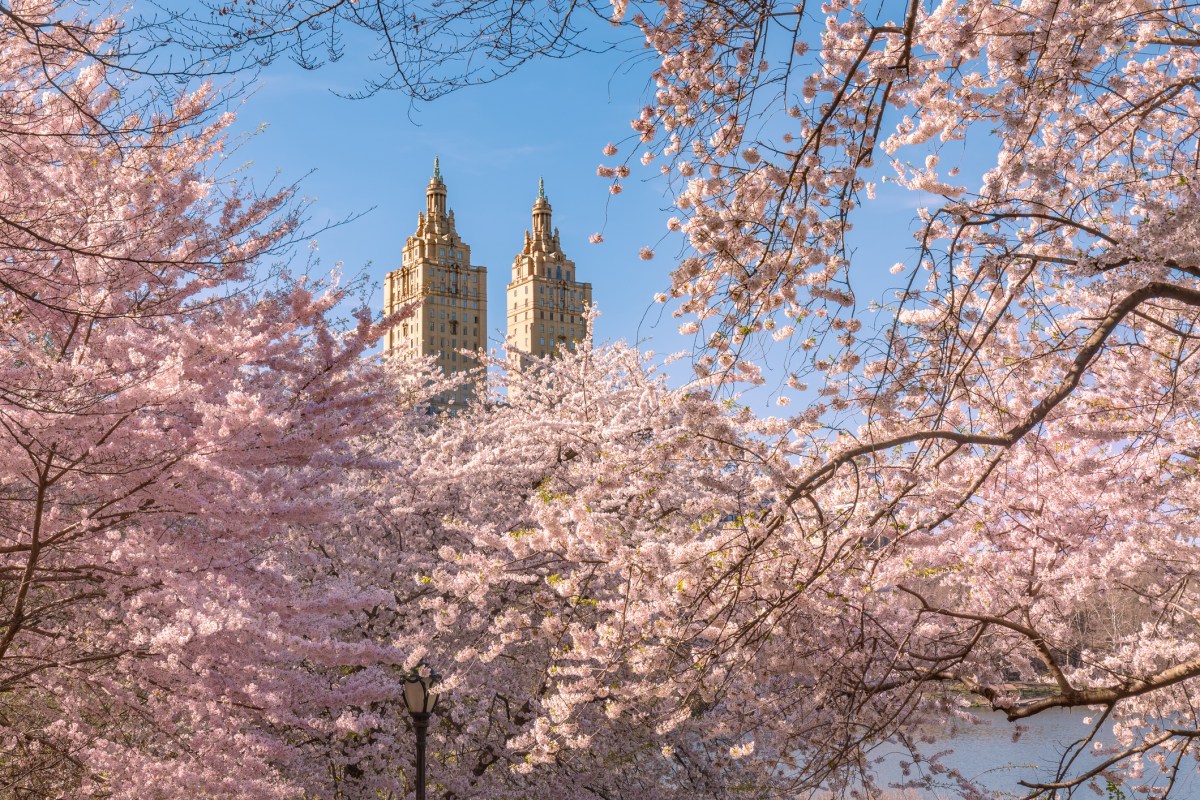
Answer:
(279, 0, 1200, 793)
(586, 0, 1200, 794)
(9, 0, 1200, 796)
(322, 339, 797, 799)
(0, 8, 427, 797)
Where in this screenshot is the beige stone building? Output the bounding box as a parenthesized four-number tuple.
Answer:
(383, 160, 488, 397)
(383, 164, 591, 397)
(506, 180, 593, 358)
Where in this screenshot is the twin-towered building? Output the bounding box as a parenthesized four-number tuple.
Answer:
(383, 160, 593, 384)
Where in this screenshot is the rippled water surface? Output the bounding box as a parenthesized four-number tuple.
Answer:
(868, 709, 1199, 798)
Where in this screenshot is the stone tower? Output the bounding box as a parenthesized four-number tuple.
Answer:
(383, 159, 488, 393)
(506, 180, 592, 358)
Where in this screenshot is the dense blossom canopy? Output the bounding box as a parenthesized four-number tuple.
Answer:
(0, 8, 409, 795)
(593, 0, 1200, 793)
(4, 0, 1200, 797)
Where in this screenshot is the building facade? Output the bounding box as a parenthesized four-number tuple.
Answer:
(383, 163, 591, 392)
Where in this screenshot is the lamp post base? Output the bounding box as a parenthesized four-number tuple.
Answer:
(413, 712, 430, 800)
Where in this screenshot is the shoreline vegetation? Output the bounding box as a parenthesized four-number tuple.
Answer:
(955, 682, 1060, 708)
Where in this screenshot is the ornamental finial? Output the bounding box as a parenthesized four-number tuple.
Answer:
(433, 156, 441, 182)
(538, 177, 547, 202)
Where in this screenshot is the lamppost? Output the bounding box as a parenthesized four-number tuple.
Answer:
(402, 668, 441, 800)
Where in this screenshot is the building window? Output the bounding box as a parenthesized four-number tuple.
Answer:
(539, 338, 545, 346)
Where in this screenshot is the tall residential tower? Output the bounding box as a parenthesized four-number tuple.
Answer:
(506, 180, 592, 358)
(383, 160, 488, 385)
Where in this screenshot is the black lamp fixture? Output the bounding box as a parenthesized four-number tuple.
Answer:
(402, 667, 441, 800)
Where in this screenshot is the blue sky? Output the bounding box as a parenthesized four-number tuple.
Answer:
(223, 26, 969, 409)
(227, 38, 679, 346)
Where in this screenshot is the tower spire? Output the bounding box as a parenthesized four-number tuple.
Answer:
(531, 178, 553, 243)
(426, 157, 449, 222)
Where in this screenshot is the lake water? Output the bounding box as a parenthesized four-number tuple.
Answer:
(869, 709, 1200, 798)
